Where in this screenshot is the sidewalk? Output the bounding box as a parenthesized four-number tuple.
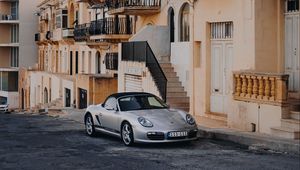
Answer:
(196, 116, 300, 154)
(50, 109, 300, 154)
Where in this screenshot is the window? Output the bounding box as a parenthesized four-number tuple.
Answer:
(11, 1, 19, 20)
(105, 53, 118, 70)
(10, 47, 19, 67)
(286, 0, 299, 12)
(56, 9, 68, 29)
(82, 51, 85, 73)
(11, 24, 19, 43)
(180, 3, 190, 42)
(104, 97, 117, 110)
(211, 22, 233, 40)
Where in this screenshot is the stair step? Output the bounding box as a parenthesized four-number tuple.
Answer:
(271, 126, 300, 139)
(291, 111, 300, 120)
(160, 63, 172, 68)
(167, 92, 187, 97)
(167, 77, 179, 82)
(162, 67, 174, 73)
(167, 87, 185, 92)
(172, 107, 190, 112)
(167, 97, 189, 103)
(168, 102, 190, 108)
(204, 112, 227, 122)
(281, 119, 300, 129)
(167, 82, 182, 87)
(164, 72, 177, 77)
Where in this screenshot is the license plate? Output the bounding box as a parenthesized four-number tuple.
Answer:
(168, 131, 188, 137)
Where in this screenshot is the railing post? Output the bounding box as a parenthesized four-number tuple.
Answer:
(275, 75, 289, 102)
(251, 75, 258, 99)
(234, 74, 242, 97)
(241, 75, 247, 97)
(246, 75, 252, 98)
(257, 76, 264, 100)
(263, 76, 270, 100)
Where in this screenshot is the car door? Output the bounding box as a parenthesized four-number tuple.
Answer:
(101, 97, 121, 133)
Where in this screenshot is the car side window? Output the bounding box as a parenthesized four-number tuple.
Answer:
(104, 97, 117, 111)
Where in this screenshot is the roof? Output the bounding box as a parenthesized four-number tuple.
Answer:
(108, 92, 155, 99)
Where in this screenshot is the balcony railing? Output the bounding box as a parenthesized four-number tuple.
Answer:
(89, 17, 132, 36)
(106, 0, 161, 15)
(62, 28, 74, 38)
(122, 41, 167, 101)
(233, 71, 289, 105)
(0, 14, 18, 21)
(74, 24, 90, 42)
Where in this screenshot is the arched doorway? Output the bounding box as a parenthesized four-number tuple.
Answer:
(44, 88, 48, 104)
(179, 3, 190, 42)
(168, 7, 175, 43)
(95, 51, 101, 74)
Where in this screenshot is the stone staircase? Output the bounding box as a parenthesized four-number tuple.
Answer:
(271, 99, 300, 139)
(160, 62, 190, 112)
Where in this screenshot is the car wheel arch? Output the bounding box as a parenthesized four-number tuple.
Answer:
(84, 112, 93, 123)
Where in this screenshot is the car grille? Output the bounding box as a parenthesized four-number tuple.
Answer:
(147, 132, 165, 140)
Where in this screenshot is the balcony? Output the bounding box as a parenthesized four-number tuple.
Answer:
(233, 71, 289, 105)
(106, 0, 161, 15)
(0, 14, 19, 24)
(74, 23, 90, 43)
(89, 17, 132, 42)
(62, 28, 74, 38)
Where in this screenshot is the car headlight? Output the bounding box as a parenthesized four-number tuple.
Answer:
(138, 117, 153, 127)
(186, 114, 195, 125)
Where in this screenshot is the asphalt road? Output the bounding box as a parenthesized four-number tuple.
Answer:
(0, 113, 299, 170)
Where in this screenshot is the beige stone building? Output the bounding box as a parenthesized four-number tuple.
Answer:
(21, 0, 299, 139)
(0, 0, 41, 111)
(20, 0, 120, 112)
(112, 0, 299, 139)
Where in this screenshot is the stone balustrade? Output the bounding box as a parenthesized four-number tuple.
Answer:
(233, 71, 289, 105)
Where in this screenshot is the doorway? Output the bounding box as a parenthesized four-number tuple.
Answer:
(96, 51, 101, 74)
(65, 88, 71, 107)
(44, 88, 48, 104)
(70, 51, 73, 75)
(285, 5, 300, 93)
(75, 51, 79, 74)
(210, 22, 234, 114)
(79, 88, 87, 109)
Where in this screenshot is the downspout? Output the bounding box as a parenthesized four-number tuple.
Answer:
(190, 0, 195, 116)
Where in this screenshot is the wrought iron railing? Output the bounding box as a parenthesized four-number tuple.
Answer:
(105, 53, 119, 70)
(121, 41, 167, 101)
(74, 23, 90, 42)
(89, 17, 132, 36)
(106, 0, 161, 8)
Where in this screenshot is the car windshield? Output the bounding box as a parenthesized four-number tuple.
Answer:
(0, 96, 7, 105)
(118, 95, 168, 111)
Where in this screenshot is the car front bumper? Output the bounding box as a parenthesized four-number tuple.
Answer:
(0, 107, 8, 112)
(132, 126, 199, 143)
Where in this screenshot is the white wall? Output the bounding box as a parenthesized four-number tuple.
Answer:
(19, 0, 42, 68)
(171, 42, 192, 96)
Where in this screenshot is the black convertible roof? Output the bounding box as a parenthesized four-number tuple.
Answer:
(108, 92, 155, 99)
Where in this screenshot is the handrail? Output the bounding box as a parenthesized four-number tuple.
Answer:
(121, 41, 167, 101)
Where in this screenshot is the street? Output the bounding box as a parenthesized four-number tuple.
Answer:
(0, 113, 299, 170)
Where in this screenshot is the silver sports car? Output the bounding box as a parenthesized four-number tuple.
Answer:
(84, 92, 198, 146)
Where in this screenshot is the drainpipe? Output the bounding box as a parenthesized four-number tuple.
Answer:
(190, 0, 195, 116)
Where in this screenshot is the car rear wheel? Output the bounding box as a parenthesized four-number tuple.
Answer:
(85, 114, 96, 137)
(121, 122, 134, 146)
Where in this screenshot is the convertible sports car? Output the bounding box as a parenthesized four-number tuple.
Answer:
(84, 92, 198, 146)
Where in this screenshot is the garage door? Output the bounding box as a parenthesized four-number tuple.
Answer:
(125, 74, 142, 92)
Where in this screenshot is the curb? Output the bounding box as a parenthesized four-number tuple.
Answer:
(198, 126, 300, 154)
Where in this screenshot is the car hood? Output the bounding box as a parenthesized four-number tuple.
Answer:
(126, 109, 188, 128)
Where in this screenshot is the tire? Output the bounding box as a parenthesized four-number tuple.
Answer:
(121, 122, 134, 146)
(85, 114, 96, 137)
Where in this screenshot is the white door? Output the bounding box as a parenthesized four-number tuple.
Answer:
(210, 41, 233, 114)
(125, 74, 143, 92)
(285, 13, 300, 92)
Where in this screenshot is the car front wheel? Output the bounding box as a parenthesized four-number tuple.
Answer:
(121, 122, 134, 146)
(85, 114, 96, 137)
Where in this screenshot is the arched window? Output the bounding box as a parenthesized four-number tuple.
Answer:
(179, 3, 190, 42)
(44, 88, 48, 104)
(168, 7, 175, 43)
(95, 51, 101, 74)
